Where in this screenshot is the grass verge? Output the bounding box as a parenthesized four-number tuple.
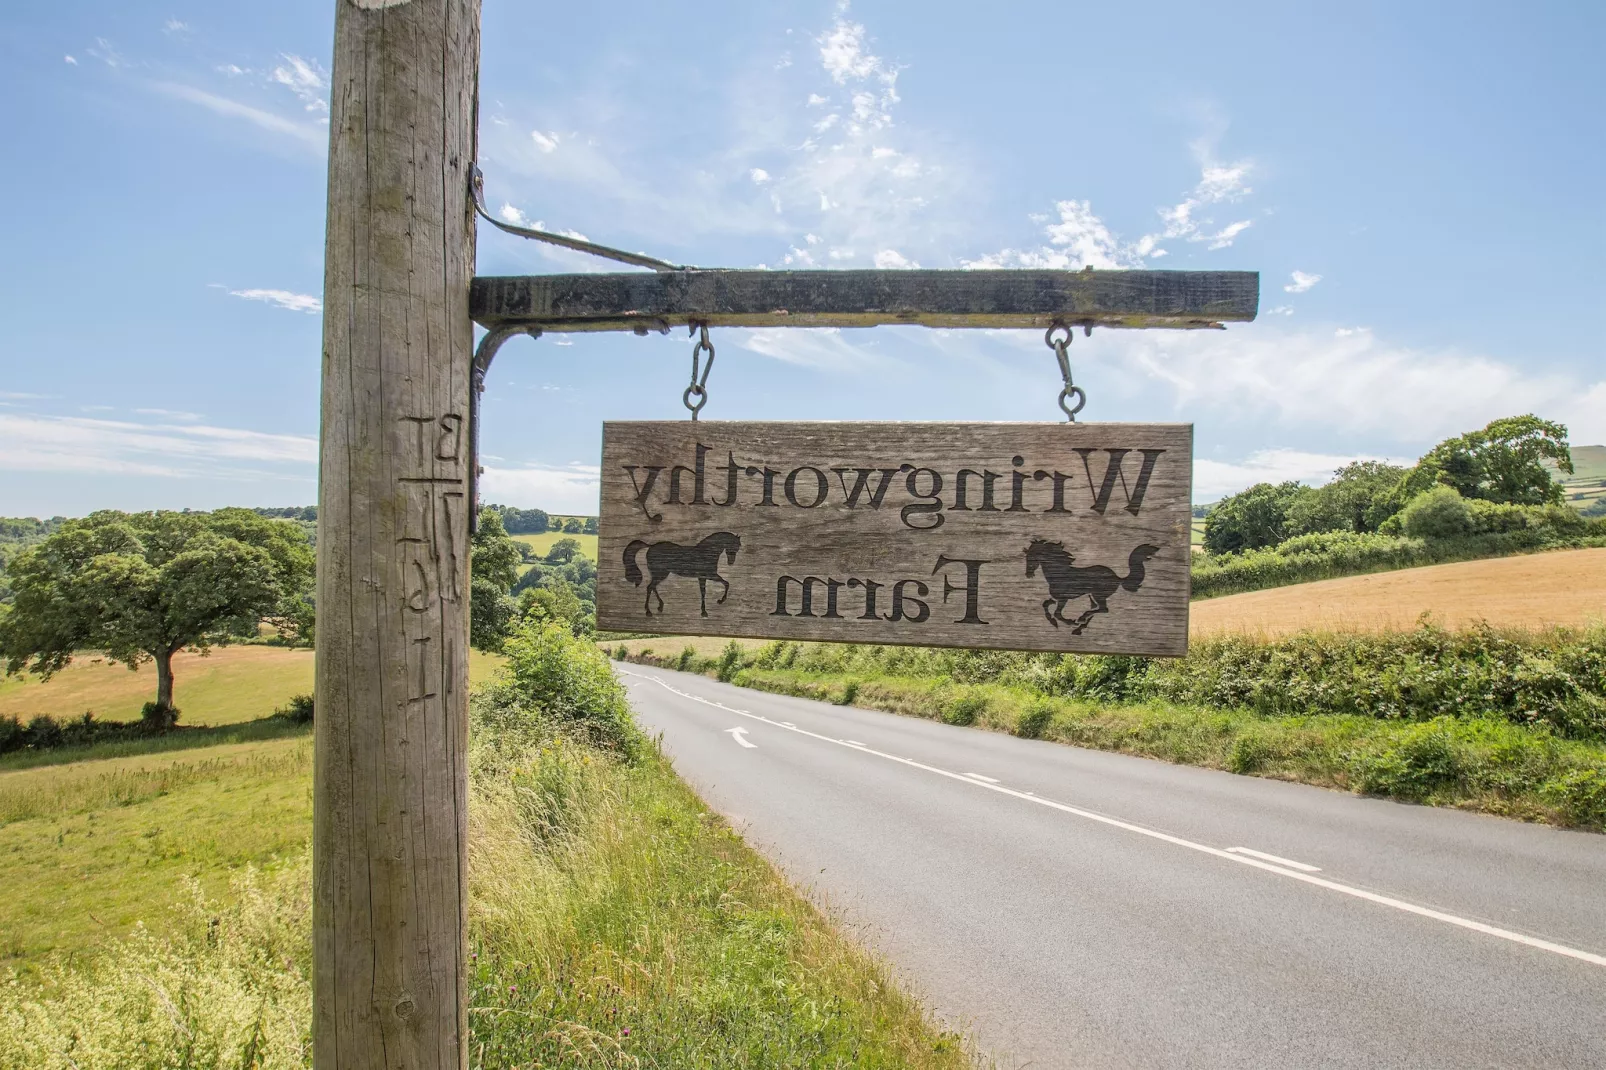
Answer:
(0, 623, 976, 1068)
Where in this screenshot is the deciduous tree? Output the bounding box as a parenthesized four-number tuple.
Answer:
(0, 509, 314, 718)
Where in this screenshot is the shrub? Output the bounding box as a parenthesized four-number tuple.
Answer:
(0, 715, 24, 754)
(716, 640, 743, 682)
(1014, 699, 1055, 739)
(1399, 486, 1476, 539)
(140, 701, 180, 730)
(1543, 768, 1606, 827)
(676, 645, 696, 672)
(1347, 720, 1465, 799)
(485, 619, 644, 758)
(838, 680, 861, 706)
(940, 690, 988, 726)
(1227, 732, 1276, 774)
(275, 693, 315, 724)
(25, 714, 62, 748)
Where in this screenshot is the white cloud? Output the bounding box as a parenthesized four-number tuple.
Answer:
(1285, 270, 1322, 293)
(1265, 305, 1294, 316)
(217, 64, 244, 76)
(154, 82, 324, 146)
(966, 158, 1256, 270)
(135, 408, 202, 421)
(530, 130, 560, 152)
(227, 288, 322, 314)
(0, 413, 315, 480)
(873, 248, 916, 268)
(64, 55, 78, 65)
(749, 168, 770, 184)
(736, 326, 895, 372)
(87, 38, 124, 68)
(163, 19, 190, 34)
(1100, 322, 1606, 446)
(479, 463, 600, 514)
(270, 54, 328, 113)
(1193, 449, 1405, 500)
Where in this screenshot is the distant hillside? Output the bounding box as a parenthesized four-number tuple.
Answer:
(1561, 444, 1606, 515)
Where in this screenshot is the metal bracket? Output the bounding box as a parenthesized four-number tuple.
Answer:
(468, 325, 541, 533)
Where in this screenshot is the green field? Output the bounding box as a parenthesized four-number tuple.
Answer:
(1562, 444, 1606, 510)
(0, 635, 974, 1068)
(511, 530, 598, 561)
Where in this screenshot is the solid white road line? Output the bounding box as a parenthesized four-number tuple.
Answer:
(1228, 846, 1321, 872)
(621, 669, 1606, 971)
(964, 773, 1001, 783)
(724, 726, 757, 749)
(844, 740, 865, 746)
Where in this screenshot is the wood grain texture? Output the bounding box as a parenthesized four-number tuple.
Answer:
(314, 1, 477, 1066)
(471, 269, 1259, 333)
(598, 422, 1192, 656)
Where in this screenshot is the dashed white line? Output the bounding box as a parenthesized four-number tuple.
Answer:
(964, 772, 1000, 783)
(1228, 847, 1321, 872)
(620, 668, 1606, 971)
(844, 740, 865, 747)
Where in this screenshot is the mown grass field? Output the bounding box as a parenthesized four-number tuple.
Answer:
(1191, 546, 1606, 636)
(511, 530, 597, 561)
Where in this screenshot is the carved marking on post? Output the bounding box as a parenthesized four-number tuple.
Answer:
(410, 637, 437, 703)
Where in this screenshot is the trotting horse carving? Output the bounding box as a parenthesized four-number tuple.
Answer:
(1025, 538, 1159, 634)
(623, 532, 742, 617)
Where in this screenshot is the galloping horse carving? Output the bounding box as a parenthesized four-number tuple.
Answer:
(623, 532, 742, 617)
(1025, 539, 1159, 634)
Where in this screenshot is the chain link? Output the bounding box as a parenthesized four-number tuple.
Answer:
(1045, 323, 1086, 421)
(684, 323, 715, 420)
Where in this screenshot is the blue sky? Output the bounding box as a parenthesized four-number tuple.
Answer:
(2, 0, 1602, 517)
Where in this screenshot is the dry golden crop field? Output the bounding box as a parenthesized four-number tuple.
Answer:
(1190, 547, 1606, 637)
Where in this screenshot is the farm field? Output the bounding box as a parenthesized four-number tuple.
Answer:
(1562, 444, 1606, 511)
(1190, 545, 1606, 636)
(0, 645, 505, 726)
(511, 530, 597, 561)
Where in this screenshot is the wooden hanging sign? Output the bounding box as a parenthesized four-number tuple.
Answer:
(597, 421, 1192, 656)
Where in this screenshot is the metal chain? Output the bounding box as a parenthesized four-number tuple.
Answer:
(1045, 323, 1086, 421)
(684, 324, 715, 420)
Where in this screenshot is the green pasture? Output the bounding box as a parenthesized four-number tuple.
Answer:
(511, 530, 598, 561)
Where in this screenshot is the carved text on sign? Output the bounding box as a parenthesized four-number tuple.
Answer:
(598, 422, 1193, 656)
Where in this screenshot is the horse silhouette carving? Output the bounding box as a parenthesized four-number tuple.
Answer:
(623, 532, 742, 617)
(1025, 539, 1160, 634)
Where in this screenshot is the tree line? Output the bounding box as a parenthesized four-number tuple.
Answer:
(1202, 415, 1579, 555)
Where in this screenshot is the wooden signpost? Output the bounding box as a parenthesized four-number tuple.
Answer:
(312, 1, 1256, 1065)
(598, 421, 1192, 655)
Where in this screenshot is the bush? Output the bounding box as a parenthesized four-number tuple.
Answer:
(275, 693, 315, 724)
(676, 645, 696, 672)
(1543, 768, 1606, 827)
(484, 619, 644, 758)
(838, 680, 860, 706)
(716, 640, 743, 682)
(940, 689, 989, 726)
(139, 701, 180, 730)
(25, 713, 63, 747)
(1398, 486, 1477, 538)
(1014, 699, 1055, 739)
(1348, 720, 1464, 799)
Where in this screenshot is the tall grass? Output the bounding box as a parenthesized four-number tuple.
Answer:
(0, 620, 975, 1069)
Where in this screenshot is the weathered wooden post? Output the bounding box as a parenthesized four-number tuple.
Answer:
(314, 0, 479, 1065)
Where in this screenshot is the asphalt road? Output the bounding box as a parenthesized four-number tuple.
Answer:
(618, 665, 1606, 1070)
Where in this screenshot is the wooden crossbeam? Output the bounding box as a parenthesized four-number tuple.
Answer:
(470, 268, 1259, 333)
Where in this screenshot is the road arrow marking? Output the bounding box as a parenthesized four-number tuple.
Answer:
(725, 726, 757, 749)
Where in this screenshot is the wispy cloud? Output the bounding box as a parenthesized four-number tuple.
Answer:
(0, 413, 315, 480)
(480, 463, 601, 514)
(226, 288, 322, 314)
(736, 326, 896, 372)
(163, 19, 190, 35)
(270, 54, 328, 113)
(1194, 449, 1407, 500)
(966, 160, 1255, 270)
(154, 82, 325, 146)
(1285, 270, 1322, 293)
(64, 54, 78, 65)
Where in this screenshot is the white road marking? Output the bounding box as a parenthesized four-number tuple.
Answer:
(782, 721, 796, 727)
(964, 773, 1000, 783)
(724, 726, 757, 749)
(1228, 847, 1321, 872)
(621, 669, 1606, 971)
(844, 740, 865, 746)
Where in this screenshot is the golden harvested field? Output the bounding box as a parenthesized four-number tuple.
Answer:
(1191, 547, 1606, 637)
(0, 645, 506, 725)
(512, 531, 597, 560)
